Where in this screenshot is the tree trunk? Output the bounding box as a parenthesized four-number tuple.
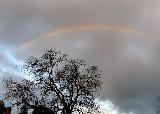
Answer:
(65, 108, 72, 114)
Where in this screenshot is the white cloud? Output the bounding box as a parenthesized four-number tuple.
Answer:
(96, 99, 134, 114)
(0, 45, 33, 80)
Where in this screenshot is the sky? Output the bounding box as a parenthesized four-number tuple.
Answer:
(0, 0, 160, 113)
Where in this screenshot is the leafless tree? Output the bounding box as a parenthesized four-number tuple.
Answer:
(4, 48, 102, 114)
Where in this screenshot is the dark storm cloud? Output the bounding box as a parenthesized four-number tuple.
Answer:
(0, 0, 159, 44)
(1, 0, 160, 114)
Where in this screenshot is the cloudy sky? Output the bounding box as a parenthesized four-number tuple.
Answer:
(1, 0, 160, 113)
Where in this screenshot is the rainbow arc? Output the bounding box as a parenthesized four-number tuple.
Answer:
(17, 24, 146, 51)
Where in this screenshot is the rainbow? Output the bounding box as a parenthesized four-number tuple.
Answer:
(17, 24, 146, 51)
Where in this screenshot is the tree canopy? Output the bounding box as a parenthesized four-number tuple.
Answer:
(4, 48, 102, 114)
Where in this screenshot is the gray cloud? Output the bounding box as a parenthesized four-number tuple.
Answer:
(1, 0, 160, 114)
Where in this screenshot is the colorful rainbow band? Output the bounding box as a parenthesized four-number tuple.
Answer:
(17, 24, 146, 51)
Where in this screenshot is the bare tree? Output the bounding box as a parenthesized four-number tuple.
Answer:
(4, 48, 102, 114)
